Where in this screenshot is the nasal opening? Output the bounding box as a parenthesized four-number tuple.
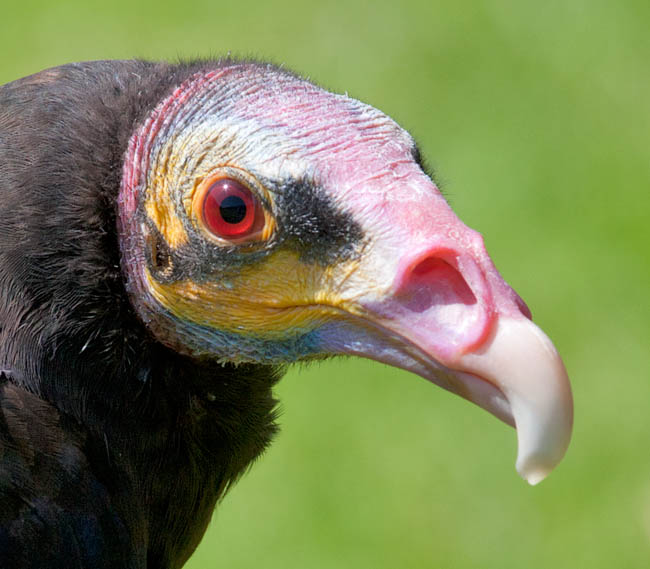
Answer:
(380, 249, 491, 362)
(400, 254, 477, 313)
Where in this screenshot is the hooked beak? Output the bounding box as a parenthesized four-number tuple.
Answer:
(454, 317, 572, 484)
(317, 222, 573, 484)
(319, 313, 572, 485)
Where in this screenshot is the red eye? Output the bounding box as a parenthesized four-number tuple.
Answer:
(200, 177, 263, 239)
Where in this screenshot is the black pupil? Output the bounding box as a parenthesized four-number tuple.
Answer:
(219, 195, 247, 224)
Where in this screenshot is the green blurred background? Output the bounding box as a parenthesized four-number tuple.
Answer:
(2, 1, 648, 567)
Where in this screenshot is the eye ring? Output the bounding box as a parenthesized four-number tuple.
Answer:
(192, 169, 273, 244)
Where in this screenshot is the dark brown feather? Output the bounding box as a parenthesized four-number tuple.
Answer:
(0, 59, 282, 568)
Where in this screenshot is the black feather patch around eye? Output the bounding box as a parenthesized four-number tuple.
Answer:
(271, 178, 364, 265)
(144, 177, 364, 285)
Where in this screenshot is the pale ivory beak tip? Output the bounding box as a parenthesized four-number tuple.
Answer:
(521, 469, 548, 486)
(516, 452, 553, 485)
(459, 317, 573, 484)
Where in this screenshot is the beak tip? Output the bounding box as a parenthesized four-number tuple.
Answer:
(520, 468, 548, 486)
(513, 391, 573, 486)
(458, 316, 573, 485)
(515, 447, 558, 485)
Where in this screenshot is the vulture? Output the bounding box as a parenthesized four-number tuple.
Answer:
(0, 59, 573, 568)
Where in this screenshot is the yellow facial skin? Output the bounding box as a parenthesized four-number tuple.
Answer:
(141, 158, 366, 340)
(144, 248, 361, 339)
(144, 160, 190, 250)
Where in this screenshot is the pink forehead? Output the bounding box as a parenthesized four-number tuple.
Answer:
(168, 66, 460, 242)
(198, 66, 415, 173)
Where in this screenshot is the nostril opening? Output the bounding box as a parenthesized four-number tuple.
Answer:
(397, 255, 477, 313)
(412, 257, 450, 277)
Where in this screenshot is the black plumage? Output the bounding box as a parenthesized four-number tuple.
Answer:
(0, 60, 281, 568)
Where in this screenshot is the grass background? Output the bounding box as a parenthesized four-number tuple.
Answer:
(2, 1, 648, 567)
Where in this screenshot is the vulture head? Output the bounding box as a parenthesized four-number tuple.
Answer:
(118, 62, 571, 484)
(0, 59, 572, 566)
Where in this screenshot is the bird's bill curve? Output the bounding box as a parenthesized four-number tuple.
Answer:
(314, 211, 573, 484)
(319, 310, 572, 485)
(306, 152, 574, 484)
(456, 317, 573, 484)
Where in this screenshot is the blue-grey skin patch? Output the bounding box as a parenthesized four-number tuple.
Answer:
(155, 308, 324, 364)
